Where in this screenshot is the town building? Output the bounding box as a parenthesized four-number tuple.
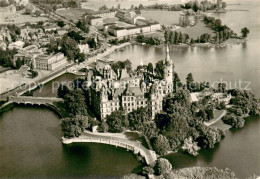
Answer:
(8, 41, 25, 50)
(85, 15, 103, 26)
(107, 21, 161, 37)
(35, 53, 67, 71)
(88, 10, 117, 18)
(86, 45, 174, 120)
(13, 45, 43, 66)
(44, 24, 60, 32)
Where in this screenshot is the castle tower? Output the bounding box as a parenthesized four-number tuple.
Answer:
(163, 44, 174, 84)
(101, 85, 108, 102)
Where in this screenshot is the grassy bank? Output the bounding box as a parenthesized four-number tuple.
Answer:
(177, 21, 215, 39)
(56, 8, 89, 23)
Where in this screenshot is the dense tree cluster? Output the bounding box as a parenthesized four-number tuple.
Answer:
(61, 115, 89, 138)
(76, 20, 89, 33)
(181, 2, 200, 12)
(154, 158, 172, 176)
(229, 89, 259, 116)
(6, 24, 21, 42)
(111, 59, 132, 76)
(106, 110, 128, 133)
(136, 34, 162, 45)
(64, 89, 88, 116)
(0, 48, 17, 68)
(46, 34, 86, 62)
(165, 30, 190, 44)
(203, 16, 233, 43)
(108, 36, 130, 45)
(222, 114, 244, 128)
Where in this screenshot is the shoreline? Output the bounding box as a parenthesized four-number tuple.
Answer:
(135, 38, 247, 49)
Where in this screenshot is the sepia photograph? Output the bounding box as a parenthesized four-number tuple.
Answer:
(0, 0, 259, 178)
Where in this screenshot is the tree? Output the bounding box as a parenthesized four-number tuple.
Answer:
(139, 4, 144, 10)
(186, 73, 194, 92)
(60, 36, 80, 61)
(218, 83, 227, 93)
(106, 110, 128, 133)
(15, 57, 23, 69)
(142, 122, 158, 139)
(87, 38, 97, 49)
(147, 63, 154, 74)
(64, 89, 87, 116)
(61, 115, 89, 138)
(53, 5, 57, 11)
(98, 121, 109, 132)
(142, 166, 154, 176)
(241, 27, 250, 38)
(124, 59, 132, 74)
(192, 3, 199, 12)
(57, 85, 70, 98)
(222, 114, 245, 128)
(181, 137, 200, 156)
(128, 107, 150, 131)
(154, 158, 172, 176)
(57, 20, 65, 28)
(154, 60, 164, 79)
(153, 134, 171, 155)
(76, 20, 89, 33)
(173, 72, 182, 92)
(197, 126, 223, 149)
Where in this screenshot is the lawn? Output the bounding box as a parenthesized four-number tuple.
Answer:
(0, 11, 48, 25)
(56, 8, 88, 22)
(176, 21, 215, 39)
(141, 10, 180, 25)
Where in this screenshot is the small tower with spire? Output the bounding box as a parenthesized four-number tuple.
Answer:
(163, 44, 174, 84)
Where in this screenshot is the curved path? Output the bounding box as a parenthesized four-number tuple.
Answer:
(62, 132, 157, 165)
(204, 110, 227, 126)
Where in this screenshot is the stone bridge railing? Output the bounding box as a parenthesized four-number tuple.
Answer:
(9, 96, 64, 105)
(62, 135, 157, 165)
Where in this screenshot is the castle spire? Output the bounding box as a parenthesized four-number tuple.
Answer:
(165, 44, 171, 65)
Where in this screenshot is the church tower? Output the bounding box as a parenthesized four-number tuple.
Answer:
(163, 44, 174, 84)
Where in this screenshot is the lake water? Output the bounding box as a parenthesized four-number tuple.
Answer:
(107, 0, 260, 97)
(0, 0, 259, 178)
(33, 73, 81, 97)
(0, 106, 142, 178)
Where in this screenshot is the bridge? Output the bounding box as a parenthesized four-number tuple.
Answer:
(62, 132, 157, 165)
(9, 96, 64, 105)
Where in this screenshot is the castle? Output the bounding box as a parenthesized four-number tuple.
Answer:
(86, 45, 174, 120)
